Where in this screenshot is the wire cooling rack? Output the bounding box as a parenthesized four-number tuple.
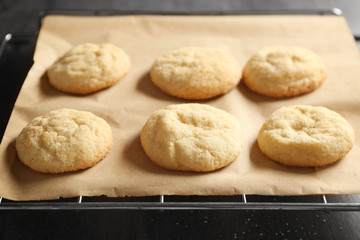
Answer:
(1, 194, 360, 210)
(1, 9, 360, 211)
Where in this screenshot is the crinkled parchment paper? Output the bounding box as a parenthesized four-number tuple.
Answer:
(0, 15, 359, 200)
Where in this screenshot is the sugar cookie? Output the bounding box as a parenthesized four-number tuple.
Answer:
(243, 46, 327, 97)
(16, 108, 113, 173)
(258, 105, 355, 167)
(47, 43, 131, 94)
(140, 104, 243, 172)
(150, 47, 242, 99)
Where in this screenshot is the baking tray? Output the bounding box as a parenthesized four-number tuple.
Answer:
(1, 9, 360, 210)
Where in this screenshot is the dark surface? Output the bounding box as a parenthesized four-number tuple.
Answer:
(1, 0, 360, 239)
(1, 210, 360, 239)
(2, 0, 360, 38)
(0, 35, 36, 142)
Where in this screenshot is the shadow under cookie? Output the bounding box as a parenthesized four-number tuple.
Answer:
(249, 140, 317, 175)
(122, 134, 226, 177)
(40, 72, 65, 97)
(137, 72, 180, 101)
(137, 71, 231, 103)
(5, 139, 78, 185)
(238, 80, 301, 104)
(40, 72, 116, 97)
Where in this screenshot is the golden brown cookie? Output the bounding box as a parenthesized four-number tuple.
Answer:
(47, 43, 131, 94)
(243, 46, 327, 97)
(140, 103, 243, 172)
(150, 47, 242, 100)
(258, 105, 355, 167)
(16, 108, 113, 173)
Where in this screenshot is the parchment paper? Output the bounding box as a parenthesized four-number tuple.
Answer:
(1, 15, 360, 200)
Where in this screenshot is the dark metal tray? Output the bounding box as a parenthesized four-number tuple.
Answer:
(1, 9, 360, 210)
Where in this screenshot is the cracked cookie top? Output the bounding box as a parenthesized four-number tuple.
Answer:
(243, 46, 327, 97)
(258, 105, 355, 167)
(47, 43, 131, 95)
(140, 103, 243, 172)
(150, 47, 242, 100)
(16, 108, 113, 173)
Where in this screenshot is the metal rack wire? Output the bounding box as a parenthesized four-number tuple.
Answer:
(1, 194, 360, 210)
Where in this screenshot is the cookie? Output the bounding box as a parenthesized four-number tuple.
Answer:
(150, 47, 242, 100)
(257, 105, 355, 167)
(47, 43, 131, 94)
(140, 103, 243, 172)
(16, 108, 113, 173)
(243, 46, 327, 97)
